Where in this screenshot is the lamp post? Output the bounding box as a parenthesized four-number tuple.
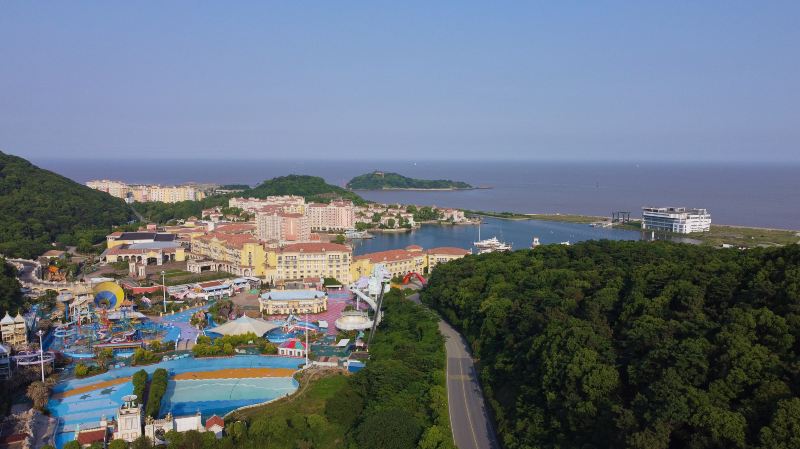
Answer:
(161, 270, 167, 313)
(37, 329, 45, 382)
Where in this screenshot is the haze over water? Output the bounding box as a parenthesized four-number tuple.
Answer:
(37, 158, 800, 230)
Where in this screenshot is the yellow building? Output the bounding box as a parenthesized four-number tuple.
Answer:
(276, 243, 352, 284)
(351, 245, 427, 280)
(426, 247, 471, 271)
(190, 232, 268, 277)
(351, 245, 470, 280)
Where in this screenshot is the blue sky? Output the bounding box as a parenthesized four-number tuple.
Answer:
(1, 1, 798, 161)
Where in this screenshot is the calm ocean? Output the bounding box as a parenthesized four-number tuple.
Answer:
(35, 158, 800, 230)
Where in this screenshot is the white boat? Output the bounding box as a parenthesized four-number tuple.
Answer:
(531, 237, 540, 248)
(474, 224, 512, 253)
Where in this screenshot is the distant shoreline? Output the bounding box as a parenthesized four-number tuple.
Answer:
(352, 186, 491, 192)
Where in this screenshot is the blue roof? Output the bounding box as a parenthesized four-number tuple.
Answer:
(260, 290, 326, 301)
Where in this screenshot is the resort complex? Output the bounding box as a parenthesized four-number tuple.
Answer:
(87, 180, 208, 203)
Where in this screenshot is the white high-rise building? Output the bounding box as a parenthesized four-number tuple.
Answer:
(641, 207, 711, 234)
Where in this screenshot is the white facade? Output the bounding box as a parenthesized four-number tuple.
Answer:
(642, 207, 711, 234)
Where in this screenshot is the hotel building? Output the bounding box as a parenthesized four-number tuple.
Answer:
(276, 243, 352, 284)
(351, 245, 470, 280)
(256, 211, 311, 243)
(307, 201, 356, 231)
(190, 232, 268, 277)
(87, 180, 205, 203)
(641, 207, 711, 234)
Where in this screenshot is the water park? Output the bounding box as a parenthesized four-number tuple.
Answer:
(4, 266, 394, 448)
(48, 282, 176, 359)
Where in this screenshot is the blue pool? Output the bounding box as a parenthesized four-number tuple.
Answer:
(50, 355, 301, 448)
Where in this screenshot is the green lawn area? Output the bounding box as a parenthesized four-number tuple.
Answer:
(163, 271, 235, 286)
(691, 224, 800, 248)
(227, 370, 351, 449)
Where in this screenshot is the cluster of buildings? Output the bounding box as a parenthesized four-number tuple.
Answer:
(86, 180, 207, 203)
(641, 207, 711, 234)
(74, 395, 225, 446)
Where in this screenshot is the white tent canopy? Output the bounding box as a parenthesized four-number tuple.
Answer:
(206, 315, 279, 337)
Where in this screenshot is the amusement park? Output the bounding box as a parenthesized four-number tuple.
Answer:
(0, 261, 414, 449)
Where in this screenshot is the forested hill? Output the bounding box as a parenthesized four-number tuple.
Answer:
(0, 151, 135, 259)
(248, 175, 365, 204)
(422, 241, 800, 449)
(132, 175, 366, 223)
(346, 171, 472, 190)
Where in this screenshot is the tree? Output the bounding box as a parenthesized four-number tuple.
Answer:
(62, 442, 81, 449)
(332, 234, 346, 244)
(96, 348, 114, 369)
(356, 408, 423, 449)
(26, 381, 50, 410)
(131, 437, 153, 449)
(108, 439, 128, 449)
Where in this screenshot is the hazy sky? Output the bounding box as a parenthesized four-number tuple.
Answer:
(1, 2, 798, 162)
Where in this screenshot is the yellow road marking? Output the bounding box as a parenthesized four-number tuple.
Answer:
(459, 358, 480, 449)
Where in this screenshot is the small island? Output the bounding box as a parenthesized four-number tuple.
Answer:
(346, 171, 474, 190)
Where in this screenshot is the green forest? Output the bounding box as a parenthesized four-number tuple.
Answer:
(422, 241, 800, 449)
(347, 171, 472, 190)
(0, 259, 23, 317)
(0, 152, 136, 258)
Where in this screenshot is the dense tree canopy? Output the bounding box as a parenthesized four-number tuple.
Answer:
(0, 259, 23, 317)
(347, 171, 472, 190)
(0, 152, 136, 258)
(422, 241, 800, 449)
(248, 174, 365, 204)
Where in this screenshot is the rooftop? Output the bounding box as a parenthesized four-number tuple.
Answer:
(354, 249, 421, 263)
(427, 247, 471, 256)
(117, 232, 177, 242)
(280, 242, 350, 253)
(261, 289, 327, 301)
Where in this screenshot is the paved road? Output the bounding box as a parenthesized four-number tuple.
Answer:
(409, 294, 500, 449)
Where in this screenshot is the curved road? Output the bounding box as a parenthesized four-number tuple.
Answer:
(409, 293, 500, 449)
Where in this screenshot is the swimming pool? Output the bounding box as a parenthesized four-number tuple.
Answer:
(163, 377, 297, 417)
(50, 355, 301, 448)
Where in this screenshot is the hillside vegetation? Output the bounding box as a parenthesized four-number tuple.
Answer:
(0, 151, 135, 258)
(0, 260, 23, 316)
(347, 171, 472, 190)
(423, 241, 800, 449)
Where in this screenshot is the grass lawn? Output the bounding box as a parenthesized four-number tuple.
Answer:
(163, 271, 235, 286)
(227, 369, 351, 449)
(692, 225, 800, 248)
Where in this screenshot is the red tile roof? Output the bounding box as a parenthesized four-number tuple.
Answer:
(354, 249, 422, 263)
(196, 232, 258, 248)
(205, 415, 225, 430)
(405, 245, 423, 251)
(215, 223, 256, 234)
(427, 247, 471, 256)
(281, 243, 350, 253)
(76, 428, 107, 445)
